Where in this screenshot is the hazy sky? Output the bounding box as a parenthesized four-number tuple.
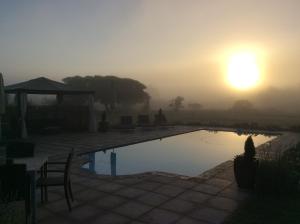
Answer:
(1, 0, 300, 104)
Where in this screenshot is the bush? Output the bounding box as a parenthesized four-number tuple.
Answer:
(255, 143, 300, 195)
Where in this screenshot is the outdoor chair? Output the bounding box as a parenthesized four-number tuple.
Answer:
(0, 163, 31, 224)
(6, 141, 35, 158)
(37, 148, 74, 211)
(118, 115, 136, 130)
(137, 115, 151, 127)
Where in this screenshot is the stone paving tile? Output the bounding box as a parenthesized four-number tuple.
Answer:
(37, 207, 53, 221)
(175, 217, 209, 224)
(137, 192, 170, 206)
(154, 184, 186, 197)
(179, 190, 211, 204)
(115, 187, 147, 199)
(38, 216, 72, 224)
(205, 178, 232, 189)
(193, 183, 222, 195)
(94, 182, 125, 193)
(90, 212, 130, 224)
(94, 194, 127, 209)
(218, 187, 251, 201)
(43, 199, 72, 213)
(139, 208, 181, 224)
(170, 179, 198, 189)
(113, 177, 144, 185)
(115, 201, 153, 219)
(66, 204, 104, 222)
(76, 188, 106, 202)
(149, 175, 178, 184)
(207, 196, 239, 212)
(134, 181, 162, 191)
(160, 198, 195, 213)
(189, 207, 229, 224)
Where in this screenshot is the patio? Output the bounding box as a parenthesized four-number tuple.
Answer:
(29, 126, 300, 224)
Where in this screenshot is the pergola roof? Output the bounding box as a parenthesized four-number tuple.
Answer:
(5, 77, 94, 95)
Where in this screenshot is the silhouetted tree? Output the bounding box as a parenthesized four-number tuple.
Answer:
(188, 103, 202, 110)
(169, 96, 184, 111)
(231, 100, 254, 111)
(63, 75, 150, 111)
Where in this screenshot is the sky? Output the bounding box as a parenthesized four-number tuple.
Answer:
(1, 0, 300, 107)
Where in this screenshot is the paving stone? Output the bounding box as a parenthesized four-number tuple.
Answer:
(150, 175, 177, 184)
(205, 178, 232, 189)
(175, 217, 208, 224)
(154, 184, 185, 197)
(139, 208, 181, 224)
(160, 198, 195, 213)
(189, 207, 229, 224)
(129, 221, 146, 224)
(193, 184, 222, 195)
(95, 182, 125, 193)
(218, 188, 250, 201)
(179, 191, 211, 204)
(137, 192, 170, 206)
(37, 207, 52, 221)
(114, 177, 143, 185)
(170, 179, 198, 189)
(115, 187, 147, 199)
(38, 216, 72, 224)
(134, 181, 162, 191)
(94, 194, 127, 209)
(208, 197, 238, 212)
(67, 204, 103, 222)
(115, 201, 152, 219)
(76, 189, 106, 202)
(90, 212, 130, 224)
(44, 199, 71, 213)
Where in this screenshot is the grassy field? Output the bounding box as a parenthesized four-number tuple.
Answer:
(224, 194, 300, 224)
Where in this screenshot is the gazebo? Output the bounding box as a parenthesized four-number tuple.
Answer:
(5, 77, 97, 138)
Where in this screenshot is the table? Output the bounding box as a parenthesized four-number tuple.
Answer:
(14, 155, 48, 224)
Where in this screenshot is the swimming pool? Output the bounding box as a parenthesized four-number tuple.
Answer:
(83, 130, 276, 176)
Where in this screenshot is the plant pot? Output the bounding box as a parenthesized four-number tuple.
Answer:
(234, 155, 257, 189)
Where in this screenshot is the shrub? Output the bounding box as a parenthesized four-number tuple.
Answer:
(255, 143, 300, 195)
(244, 136, 256, 160)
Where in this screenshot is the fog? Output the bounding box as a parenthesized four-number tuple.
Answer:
(1, 0, 300, 113)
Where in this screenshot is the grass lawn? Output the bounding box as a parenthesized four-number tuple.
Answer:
(224, 194, 300, 224)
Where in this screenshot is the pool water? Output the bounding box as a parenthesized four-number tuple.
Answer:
(83, 130, 275, 176)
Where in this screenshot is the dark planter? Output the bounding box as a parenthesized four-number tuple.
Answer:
(234, 155, 257, 189)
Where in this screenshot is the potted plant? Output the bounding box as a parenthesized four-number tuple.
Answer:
(234, 136, 257, 189)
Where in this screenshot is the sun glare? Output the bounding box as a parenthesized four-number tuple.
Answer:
(227, 51, 260, 90)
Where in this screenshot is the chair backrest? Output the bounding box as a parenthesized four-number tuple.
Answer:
(6, 141, 35, 158)
(0, 164, 29, 202)
(64, 148, 75, 183)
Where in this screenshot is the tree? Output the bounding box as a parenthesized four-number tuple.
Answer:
(169, 96, 184, 111)
(63, 75, 150, 111)
(231, 100, 254, 111)
(188, 103, 202, 110)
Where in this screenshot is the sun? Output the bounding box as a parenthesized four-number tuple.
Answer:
(227, 51, 260, 90)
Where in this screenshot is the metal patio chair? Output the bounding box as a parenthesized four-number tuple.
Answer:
(37, 148, 74, 211)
